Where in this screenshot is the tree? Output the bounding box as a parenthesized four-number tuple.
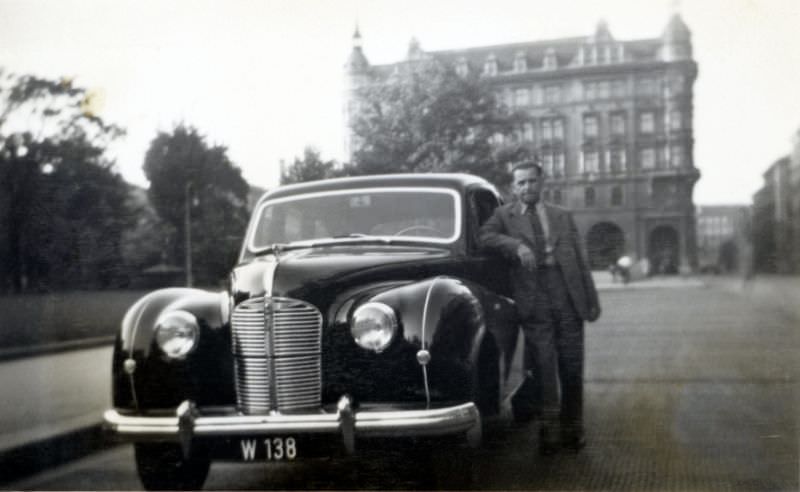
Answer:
(280, 147, 339, 185)
(143, 125, 250, 286)
(348, 61, 531, 188)
(0, 70, 132, 292)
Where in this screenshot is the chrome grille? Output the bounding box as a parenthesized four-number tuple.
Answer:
(231, 296, 323, 413)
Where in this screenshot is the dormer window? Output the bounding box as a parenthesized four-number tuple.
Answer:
(455, 57, 469, 77)
(513, 51, 527, 72)
(483, 54, 498, 76)
(543, 48, 558, 70)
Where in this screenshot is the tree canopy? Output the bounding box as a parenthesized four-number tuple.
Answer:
(280, 146, 339, 185)
(143, 125, 250, 286)
(348, 61, 531, 188)
(0, 70, 132, 293)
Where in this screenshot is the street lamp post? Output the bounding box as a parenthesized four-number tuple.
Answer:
(185, 182, 193, 287)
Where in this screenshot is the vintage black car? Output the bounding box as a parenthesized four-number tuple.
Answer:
(104, 173, 526, 489)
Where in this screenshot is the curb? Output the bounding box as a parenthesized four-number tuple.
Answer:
(0, 423, 116, 485)
(0, 336, 115, 363)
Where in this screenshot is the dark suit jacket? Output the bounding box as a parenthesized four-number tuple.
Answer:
(479, 201, 600, 322)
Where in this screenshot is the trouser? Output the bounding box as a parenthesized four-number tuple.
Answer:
(519, 265, 585, 434)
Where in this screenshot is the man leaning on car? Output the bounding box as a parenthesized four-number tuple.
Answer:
(479, 158, 601, 456)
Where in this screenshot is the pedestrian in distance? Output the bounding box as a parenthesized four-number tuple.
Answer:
(479, 159, 601, 456)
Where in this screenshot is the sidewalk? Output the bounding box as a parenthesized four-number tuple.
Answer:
(0, 345, 114, 483)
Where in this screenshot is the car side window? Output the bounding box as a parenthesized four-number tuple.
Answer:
(467, 188, 501, 251)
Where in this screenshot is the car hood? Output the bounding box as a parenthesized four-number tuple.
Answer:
(231, 245, 454, 305)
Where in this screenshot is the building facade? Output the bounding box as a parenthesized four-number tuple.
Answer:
(346, 16, 700, 273)
(752, 155, 795, 273)
(695, 205, 750, 273)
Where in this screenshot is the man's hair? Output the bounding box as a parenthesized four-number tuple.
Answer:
(511, 159, 543, 176)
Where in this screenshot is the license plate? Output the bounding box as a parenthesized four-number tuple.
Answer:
(239, 436, 298, 461)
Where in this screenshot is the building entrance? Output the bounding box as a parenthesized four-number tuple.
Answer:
(649, 226, 680, 274)
(586, 222, 625, 270)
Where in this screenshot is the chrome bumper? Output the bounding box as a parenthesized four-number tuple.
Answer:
(103, 397, 482, 455)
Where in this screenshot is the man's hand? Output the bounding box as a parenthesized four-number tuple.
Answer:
(517, 244, 536, 270)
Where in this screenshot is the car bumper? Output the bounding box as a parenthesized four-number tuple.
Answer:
(103, 396, 482, 454)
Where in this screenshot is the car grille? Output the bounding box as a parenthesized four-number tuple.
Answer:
(231, 296, 323, 414)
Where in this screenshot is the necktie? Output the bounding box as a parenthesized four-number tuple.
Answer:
(527, 206, 546, 268)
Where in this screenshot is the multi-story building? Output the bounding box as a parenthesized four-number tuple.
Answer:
(752, 156, 794, 273)
(695, 205, 750, 273)
(345, 15, 701, 273)
(790, 128, 800, 270)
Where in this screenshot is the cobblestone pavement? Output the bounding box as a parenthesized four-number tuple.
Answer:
(10, 284, 799, 490)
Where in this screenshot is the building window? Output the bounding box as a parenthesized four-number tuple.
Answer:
(553, 189, 563, 205)
(669, 109, 682, 131)
(611, 186, 623, 206)
(540, 118, 563, 142)
(553, 119, 564, 140)
(515, 88, 530, 106)
(543, 48, 558, 70)
(670, 144, 684, 167)
(542, 154, 554, 175)
(455, 58, 469, 77)
(502, 89, 513, 107)
(513, 52, 527, 72)
(544, 85, 561, 104)
(554, 152, 565, 176)
(523, 122, 534, 142)
(609, 148, 626, 173)
(531, 85, 543, 105)
(541, 120, 552, 141)
(542, 189, 551, 202)
(584, 187, 596, 207)
(484, 55, 498, 76)
(640, 148, 655, 169)
(581, 150, 599, 174)
(583, 115, 599, 139)
(639, 112, 655, 133)
(611, 113, 626, 136)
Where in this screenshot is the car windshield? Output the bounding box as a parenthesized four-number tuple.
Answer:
(248, 187, 461, 251)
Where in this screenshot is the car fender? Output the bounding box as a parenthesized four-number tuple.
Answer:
(348, 276, 518, 408)
(113, 288, 234, 410)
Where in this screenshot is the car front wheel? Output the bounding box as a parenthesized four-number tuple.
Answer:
(134, 442, 210, 490)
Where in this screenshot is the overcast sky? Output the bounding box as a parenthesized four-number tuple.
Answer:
(2, 0, 798, 204)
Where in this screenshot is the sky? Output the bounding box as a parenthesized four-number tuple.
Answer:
(1, 0, 799, 204)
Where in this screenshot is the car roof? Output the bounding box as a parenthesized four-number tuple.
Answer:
(256, 173, 496, 206)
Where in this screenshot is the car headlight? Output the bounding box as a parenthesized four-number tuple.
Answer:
(350, 302, 397, 353)
(154, 310, 199, 359)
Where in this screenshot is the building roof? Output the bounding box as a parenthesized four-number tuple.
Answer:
(369, 30, 663, 74)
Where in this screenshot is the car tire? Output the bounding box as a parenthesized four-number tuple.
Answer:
(134, 442, 210, 491)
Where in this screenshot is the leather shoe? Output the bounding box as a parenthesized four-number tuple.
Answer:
(538, 427, 559, 456)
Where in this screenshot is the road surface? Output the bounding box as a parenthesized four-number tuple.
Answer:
(10, 283, 798, 490)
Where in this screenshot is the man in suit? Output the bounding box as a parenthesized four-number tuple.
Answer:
(480, 159, 601, 455)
